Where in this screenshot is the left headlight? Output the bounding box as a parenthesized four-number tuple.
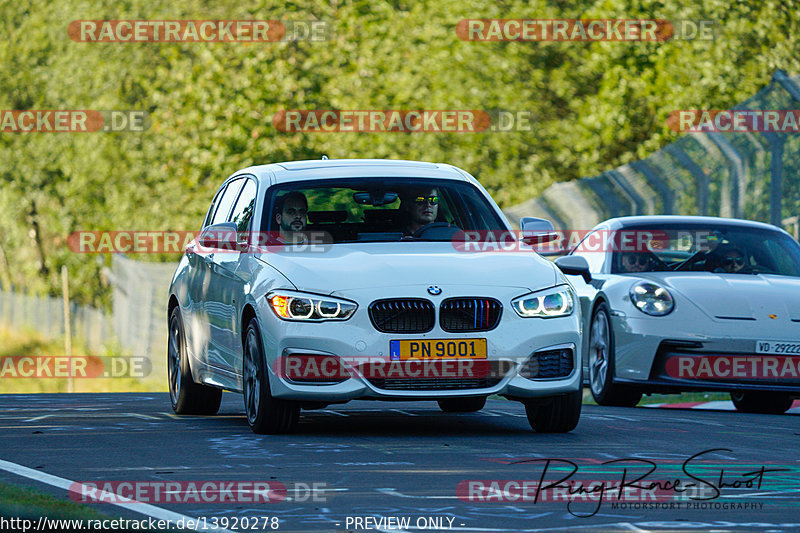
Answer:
(629, 281, 674, 316)
(267, 291, 357, 321)
(512, 285, 575, 318)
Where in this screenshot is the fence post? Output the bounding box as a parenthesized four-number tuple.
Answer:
(62, 266, 73, 393)
(769, 137, 785, 226)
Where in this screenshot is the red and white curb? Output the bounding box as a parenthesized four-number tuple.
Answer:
(643, 399, 800, 414)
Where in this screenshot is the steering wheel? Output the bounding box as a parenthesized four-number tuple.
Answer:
(412, 222, 456, 239)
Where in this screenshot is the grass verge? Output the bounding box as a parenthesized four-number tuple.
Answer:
(0, 326, 166, 393)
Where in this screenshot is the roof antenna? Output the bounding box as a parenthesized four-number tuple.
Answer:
(321, 154, 328, 160)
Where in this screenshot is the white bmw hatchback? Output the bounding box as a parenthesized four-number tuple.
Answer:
(168, 159, 585, 433)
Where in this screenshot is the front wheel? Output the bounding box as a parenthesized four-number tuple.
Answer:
(437, 397, 486, 413)
(730, 391, 793, 414)
(588, 303, 642, 407)
(524, 389, 582, 433)
(243, 318, 299, 434)
(168, 307, 222, 415)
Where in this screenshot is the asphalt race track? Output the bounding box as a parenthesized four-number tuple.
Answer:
(0, 393, 799, 532)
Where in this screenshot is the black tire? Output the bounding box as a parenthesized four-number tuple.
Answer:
(730, 391, 793, 414)
(168, 307, 222, 415)
(524, 389, 582, 433)
(437, 397, 487, 413)
(588, 303, 642, 407)
(243, 318, 299, 434)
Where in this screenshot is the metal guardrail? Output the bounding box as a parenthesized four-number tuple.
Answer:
(505, 70, 800, 234)
(0, 255, 177, 383)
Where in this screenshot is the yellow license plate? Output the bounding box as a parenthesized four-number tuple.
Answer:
(389, 339, 487, 360)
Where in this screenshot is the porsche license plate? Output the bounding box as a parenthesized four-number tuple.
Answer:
(756, 340, 800, 355)
(389, 339, 487, 360)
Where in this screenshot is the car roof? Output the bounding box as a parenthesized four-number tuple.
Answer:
(233, 159, 473, 185)
(601, 215, 786, 233)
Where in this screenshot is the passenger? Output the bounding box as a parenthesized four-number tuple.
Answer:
(400, 188, 439, 235)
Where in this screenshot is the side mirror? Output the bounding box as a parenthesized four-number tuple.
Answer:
(555, 255, 592, 283)
(520, 216, 559, 245)
(198, 222, 240, 251)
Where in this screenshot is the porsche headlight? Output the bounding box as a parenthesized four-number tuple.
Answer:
(512, 285, 575, 318)
(268, 291, 357, 321)
(629, 281, 674, 316)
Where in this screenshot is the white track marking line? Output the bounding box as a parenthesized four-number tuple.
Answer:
(25, 415, 54, 422)
(491, 410, 527, 417)
(692, 401, 735, 410)
(389, 409, 418, 416)
(376, 487, 460, 499)
(0, 458, 233, 533)
(321, 409, 349, 417)
(124, 412, 161, 420)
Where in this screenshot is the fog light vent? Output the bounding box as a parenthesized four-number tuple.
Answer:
(519, 347, 573, 379)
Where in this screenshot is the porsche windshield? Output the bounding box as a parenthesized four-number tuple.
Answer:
(608, 224, 800, 277)
(262, 178, 507, 243)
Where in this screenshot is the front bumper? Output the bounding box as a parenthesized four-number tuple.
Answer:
(256, 289, 582, 401)
(610, 315, 800, 394)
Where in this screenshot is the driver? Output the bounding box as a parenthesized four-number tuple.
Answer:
(401, 188, 439, 235)
(274, 191, 308, 243)
(619, 252, 653, 273)
(712, 245, 747, 273)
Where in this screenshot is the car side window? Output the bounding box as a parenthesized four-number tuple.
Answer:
(229, 178, 257, 232)
(203, 186, 226, 228)
(210, 178, 245, 226)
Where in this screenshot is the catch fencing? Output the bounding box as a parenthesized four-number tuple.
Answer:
(505, 69, 800, 236)
(0, 255, 177, 382)
(0, 290, 112, 350)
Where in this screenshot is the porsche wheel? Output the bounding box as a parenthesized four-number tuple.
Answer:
(588, 303, 642, 407)
(730, 391, 793, 414)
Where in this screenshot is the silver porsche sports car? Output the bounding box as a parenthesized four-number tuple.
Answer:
(563, 215, 800, 414)
(167, 159, 586, 433)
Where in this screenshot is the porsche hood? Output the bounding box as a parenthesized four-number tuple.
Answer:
(639, 272, 800, 322)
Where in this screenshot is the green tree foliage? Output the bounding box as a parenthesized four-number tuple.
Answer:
(1, 0, 798, 305)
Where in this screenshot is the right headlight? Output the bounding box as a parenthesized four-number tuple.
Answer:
(267, 291, 357, 321)
(629, 281, 674, 316)
(512, 285, 575, 318)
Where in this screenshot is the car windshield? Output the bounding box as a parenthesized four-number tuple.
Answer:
(608, 224, 800, 277)
(261, 178, 507, 243)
